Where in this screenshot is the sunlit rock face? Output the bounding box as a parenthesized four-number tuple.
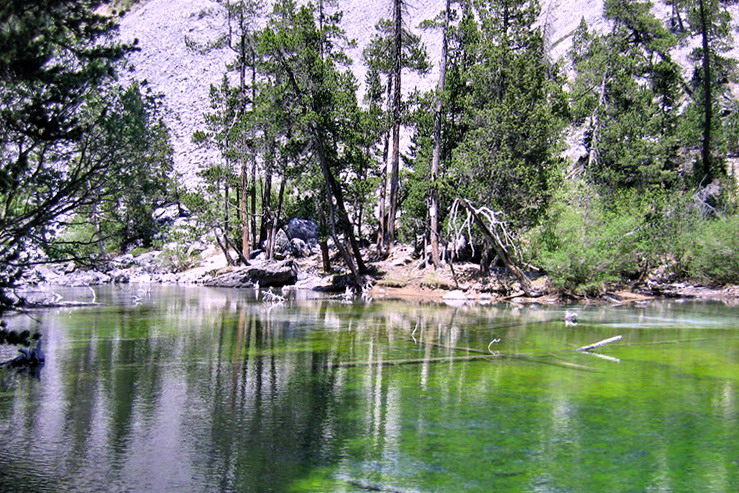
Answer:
(116, 0, 739, 186)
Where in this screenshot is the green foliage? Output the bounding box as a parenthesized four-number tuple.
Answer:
(570, 2, 684, 192)
(158, 245, 202, 274)
(452, 0, 568, 227)
(679, 214, 739, 284)
(0, 0, 153, 284)
(528, 180, 739, 293)
(529, 186, 645, 295)
(48, 82, 175, 260)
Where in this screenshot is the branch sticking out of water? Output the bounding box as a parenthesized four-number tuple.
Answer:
(576, 335, 623, 352)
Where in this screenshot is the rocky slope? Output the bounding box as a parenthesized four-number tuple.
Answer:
(113, 0, 638, 186)
(115, 0, 739, 185)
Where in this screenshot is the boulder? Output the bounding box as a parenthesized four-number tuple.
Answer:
(61, 270, 111, 287)
(152, 203, 187, 225)
(108, 254, 135, 270)
(286, 218, 318, 246)
(108, 269, 131, 284)
(133, 251, 163, 273)
(273, 229, 291, 255)
(204, 259, 299, 288)
(290, 238, 312, 257)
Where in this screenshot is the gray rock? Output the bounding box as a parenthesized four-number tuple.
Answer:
(108, 269, 131, 284)
(204, 259, 299, 288)
(108, 254, 135, 270)
(62, 270, 111, 287)
(273, 229, 291, 255)
(133, 251, 163, 273)
(290, 238, 312, 257)
(286, 218, 318, 246)
(153, 204, 185, 225)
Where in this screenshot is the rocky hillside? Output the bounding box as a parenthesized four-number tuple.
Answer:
(114, 0, 739, 186)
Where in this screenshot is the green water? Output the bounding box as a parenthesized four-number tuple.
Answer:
(0, 286, 737, 492)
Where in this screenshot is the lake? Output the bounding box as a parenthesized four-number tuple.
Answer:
(1, 285, 737, 492)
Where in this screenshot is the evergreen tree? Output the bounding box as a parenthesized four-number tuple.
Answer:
(570, 1, 684, 192)
(189, 0, 264, 264)
(362, 3, 430, 251)
(452, 0, 567, 227)
(680, 0, 736, 182)
(257, 0, 367, 284)
(51, 82, 174, 261)
(0, 0, 136, 297)
(405, 0, 475, 265)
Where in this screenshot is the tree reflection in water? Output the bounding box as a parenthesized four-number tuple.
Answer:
(0, 286, 736, 492)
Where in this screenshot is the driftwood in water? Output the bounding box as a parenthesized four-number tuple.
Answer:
(332, 354, 493, 368)
(332, 337, 599, 372)
(576, 335, 623, 352)
(426, 340, 598, 372)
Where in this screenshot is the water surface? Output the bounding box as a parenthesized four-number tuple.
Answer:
(1, 286, 737, 492)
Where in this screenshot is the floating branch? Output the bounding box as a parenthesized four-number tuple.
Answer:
(423, 340, 599, 372)
(576, 335, 623, 352)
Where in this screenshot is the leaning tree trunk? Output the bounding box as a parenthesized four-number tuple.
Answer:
(455, 200, 534, 295)
(314, 134, 366, 287)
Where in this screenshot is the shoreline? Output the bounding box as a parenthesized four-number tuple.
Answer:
(6, 246, 738, 309)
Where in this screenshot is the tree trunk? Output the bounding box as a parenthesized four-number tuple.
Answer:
(699, 0, 713, 182)
(457, 200, 534, 295)
(318, 211, 331, 273)
(240, 161, 250, 263)
(429, 0, 450, 269)
(268, 177, 286, 259)
(314, 132, 366, 286)
(386, 0, 403, 250)
(376, 76, 393, 251)
(260, 173, 272, 250)
(250, 62, 259, 251)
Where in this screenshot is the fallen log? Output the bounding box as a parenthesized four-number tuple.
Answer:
(451, 199, 535, 296)
(331, 354, 493, 368)
(576, 335, 623, 352)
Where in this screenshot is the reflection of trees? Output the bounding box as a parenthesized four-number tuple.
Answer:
(0, 289, 735, 492)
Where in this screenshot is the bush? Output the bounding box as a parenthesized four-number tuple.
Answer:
(527, 184, 651, 295)
(157, 245, 201, 273)
(680, 214, 739, 285)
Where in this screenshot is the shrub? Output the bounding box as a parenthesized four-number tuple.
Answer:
(680, 214, 739, 285)
(527, 184, 648, 295)
(157, 245, 201, 273)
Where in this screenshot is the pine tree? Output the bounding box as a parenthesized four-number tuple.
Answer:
(570, 1, 684, 192)
(51, 82, 174, 261)
(257, 0, 367, 284)
(682, 0, 735, 182)
(453, 0, 567, 227)
(0, 0, 135, 297)
(362, 3, 429, 252)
